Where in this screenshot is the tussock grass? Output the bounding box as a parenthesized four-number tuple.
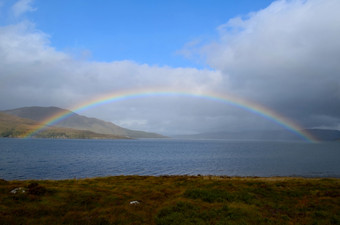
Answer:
(0, 176, 339, 224)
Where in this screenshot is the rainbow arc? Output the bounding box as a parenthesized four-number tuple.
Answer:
(24, 88, 318, 143)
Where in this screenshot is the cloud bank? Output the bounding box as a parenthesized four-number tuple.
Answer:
(203, 0, 340, 130)
(1, 0, 340, 134)
(0, 20, 223, 134)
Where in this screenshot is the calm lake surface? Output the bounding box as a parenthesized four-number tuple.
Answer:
(0, 138, 339, 180)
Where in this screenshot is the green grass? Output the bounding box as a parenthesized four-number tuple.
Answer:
(0, 176, 339, 224)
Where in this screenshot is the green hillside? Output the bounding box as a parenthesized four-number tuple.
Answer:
(3, 106, 166, 138)
(0, 112, 129, 139)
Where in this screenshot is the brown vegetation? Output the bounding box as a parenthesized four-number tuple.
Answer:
(0, 176, 339, 224)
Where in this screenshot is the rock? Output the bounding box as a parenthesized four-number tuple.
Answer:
(129, 200, 140, 205)
(10, 187, 26, 194)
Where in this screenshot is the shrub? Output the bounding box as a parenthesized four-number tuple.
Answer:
(184, 188, 233, 203)
(27, 183, 47, 196)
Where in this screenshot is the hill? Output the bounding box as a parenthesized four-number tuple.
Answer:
(174, 129, 340, 142)
(2, 106, 165, 139)
(0, 112, 130, 139)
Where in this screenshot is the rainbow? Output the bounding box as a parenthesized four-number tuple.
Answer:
(24, 88, 318, 142)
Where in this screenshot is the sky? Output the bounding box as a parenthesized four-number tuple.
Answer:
(0, 0, 340, 135)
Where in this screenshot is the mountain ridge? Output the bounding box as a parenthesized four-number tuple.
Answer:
(2, 106, 166, 139)
(0, 112, 130, 139)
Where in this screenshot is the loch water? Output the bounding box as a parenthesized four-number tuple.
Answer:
(0, 138, 339, 180)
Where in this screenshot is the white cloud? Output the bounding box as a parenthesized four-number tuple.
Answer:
(12, 0, 36, 18)
(0, 21, 227, 134)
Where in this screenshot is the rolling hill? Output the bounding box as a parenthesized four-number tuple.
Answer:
(0, 112, 129, 139)
(2, 106, 166, 139)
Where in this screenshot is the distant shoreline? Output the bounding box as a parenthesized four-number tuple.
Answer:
(2, 174, 340, 182)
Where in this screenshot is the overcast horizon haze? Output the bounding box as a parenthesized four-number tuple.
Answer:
(1, 0, 340, 135)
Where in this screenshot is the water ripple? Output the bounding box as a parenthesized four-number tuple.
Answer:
(0, 138, 339, 180)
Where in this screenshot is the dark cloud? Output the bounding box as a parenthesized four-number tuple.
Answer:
(203, 0, 340, 130)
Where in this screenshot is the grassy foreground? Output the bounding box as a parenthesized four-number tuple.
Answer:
(0, 176, 339, 225)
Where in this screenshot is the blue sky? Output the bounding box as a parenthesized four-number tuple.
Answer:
(1, 0, 340, 135)
(1, 0, 274, 67)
